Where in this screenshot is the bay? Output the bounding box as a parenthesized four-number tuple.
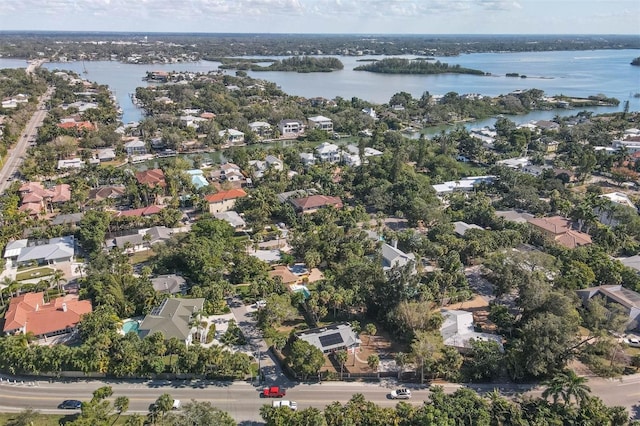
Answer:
(1, 49, 638, 127)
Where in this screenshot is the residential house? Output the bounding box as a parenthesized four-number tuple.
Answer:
(295, 322, 361, 354)
(453, 221, 484, 236)
(496, 157, 531, 169)
(50, 212, 84, 227)
(277, 189, 316, 204)
(527, 216, 592, 249)
(362, 107, 377, 119)
(249, 121, 272, 138)
(179, 115, 207, 129)
(57, 158, 85, 170)
(381, 242, 416, 274)
(249, 155, 284, 179)
(535, 120, 560, 132)
(97, 148, 116, 162)
(19, 182, 71, 214)
(107, 225, 173, 252)
(3, 235, 75, 268)
(3, 293, 92, 339)
(576, 285, 640, 331)
(124, 139, 147, 156)
(219, 129, 245, 145)
(307, 115, 333, 132)
(268, 265, 300, 285)
(205, 188, 248, 214)
(289, 195, 343, 214)
(213, 211, 247, 230)
(440, 309, 503, 353)
(342, 145, 383, 167)
(278, 119, 305, 136)
(151, 274, 185, 295)
(138, 298, 205, 345)
(135, 169, 166, 188)
(315, 142, 341, 163)
(495, 210, 535, 224)
(186, 169, 209, 189)
(299, 152, 316, 167)
(88, 185, 126, 203)
(57, 120, 96, 132)
(116, 205, 164, 218)
(215, 163, 244, 182)
(432, 176, 496, 195)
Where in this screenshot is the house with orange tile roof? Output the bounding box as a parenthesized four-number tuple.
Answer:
(57, 120, 96, 131)
(289, 195, 343, 214)
(3, 292, 92, 338)
(116, 205, 164, 218)
(18, 182, 71, 215)
(268, 265, 300, 285)
(135, 169, 166, 188)
(527, 216, 592, 249)
(205, 188, 247, 214)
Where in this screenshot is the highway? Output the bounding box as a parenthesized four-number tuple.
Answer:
(0, 374, 637, 423)
(0, 87, 53, 194)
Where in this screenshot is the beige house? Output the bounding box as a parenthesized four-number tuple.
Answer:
(205, 188, 247, 214)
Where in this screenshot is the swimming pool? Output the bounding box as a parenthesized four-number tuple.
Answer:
(122, 320, 140, 335)
(290, 284, 311, 299)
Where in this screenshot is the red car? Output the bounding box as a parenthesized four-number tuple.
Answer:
(262, 386, 286, 398)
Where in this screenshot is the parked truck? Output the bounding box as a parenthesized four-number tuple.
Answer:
(262, 386, 286, 398)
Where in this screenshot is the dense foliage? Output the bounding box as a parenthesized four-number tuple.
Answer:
(354, 58, 486, 75)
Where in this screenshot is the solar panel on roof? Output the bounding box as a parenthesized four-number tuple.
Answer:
(319, 332, 344, 348)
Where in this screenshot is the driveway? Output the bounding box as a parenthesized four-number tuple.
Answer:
(227, 296, 285, 384)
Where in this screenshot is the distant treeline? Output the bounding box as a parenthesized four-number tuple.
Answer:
(219, 56, 343, 73)
(354, 58, 486, 75)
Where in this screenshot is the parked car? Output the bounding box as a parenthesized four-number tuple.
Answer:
(624, 337, 640, 348)
(149, 399, 181, 411)
(272, 400, 298, 410)
(59, 400, 82, 409)
(390, 389, 412, 400)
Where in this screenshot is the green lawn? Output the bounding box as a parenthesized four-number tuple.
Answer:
(15, 267, 56, 282)
(128, 249, 155, 265)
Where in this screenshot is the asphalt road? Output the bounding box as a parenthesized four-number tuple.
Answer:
(0, 374, 638, 424)
(0, 87, 53, 194)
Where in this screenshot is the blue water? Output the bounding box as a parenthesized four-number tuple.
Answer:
(1, 49, 638, 125)
(122, 320, 140, 334)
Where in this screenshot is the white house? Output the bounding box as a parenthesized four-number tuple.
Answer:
(381, 242, 416, 274)
(299, 153, 316, 167)
(124, 139, 147, 156)
(249, 121, 272, 138)
(57, 158, 85, 170)
(440, 309, 503, 353)
(307, 115, 333, 132)
(315, 142, 340, 163)
(432, 176, 496, 195)
(219, 129, 245, 145)
(278, 119, 304, 136)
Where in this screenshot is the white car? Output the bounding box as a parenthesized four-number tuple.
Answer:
(624, 337, 640, 348)
(255, 300, 267, 309)
(390, 389, 412, 400)
(272, 400, 297, 410)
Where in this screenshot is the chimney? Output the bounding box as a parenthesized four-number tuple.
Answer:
(392, 239, 398, 249)
(35, 303, 39, 312)
(61, 303, 67, 312)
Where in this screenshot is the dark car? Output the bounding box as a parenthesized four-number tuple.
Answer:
(59, 399, 82, 409)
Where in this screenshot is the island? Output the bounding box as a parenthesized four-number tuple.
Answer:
(353, 57, 487, 75)
(631, 56, 640, 66)
(218, 56, 344, 73)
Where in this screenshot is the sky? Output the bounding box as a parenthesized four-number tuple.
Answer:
(0, 0, 638, 35)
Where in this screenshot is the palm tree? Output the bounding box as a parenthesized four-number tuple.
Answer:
(112, 396, 129, 425)
(49, 269, 67, 295)
(335, 349, 348, 380)
(542, 370, 591, 406)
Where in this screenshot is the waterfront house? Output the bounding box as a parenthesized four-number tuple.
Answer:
(219, 129, 245, 145)
(307, 115, 333, 132)
(278, 119, 305, 136)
